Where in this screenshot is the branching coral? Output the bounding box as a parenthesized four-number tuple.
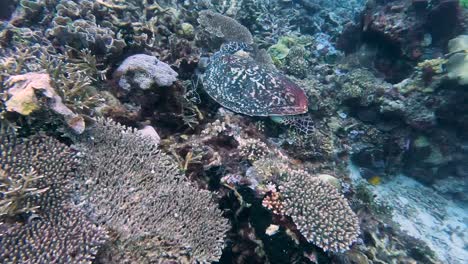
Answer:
(238, 0, 298, 46)
(1, 206, 108, 263)
(0, 167, 46, 217)
(0, 134, 77, 215)
(238, 137, 269, 163)
(279, 170, 360, 252)
(74, 118, 229, 263)
(0, 43, 105, 133)
(0, 133, 107, 263)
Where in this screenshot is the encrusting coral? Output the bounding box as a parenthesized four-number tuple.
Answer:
(279, 170, 360, 253)
(0, 133, 107, 263)
(74, 118, 229, 263)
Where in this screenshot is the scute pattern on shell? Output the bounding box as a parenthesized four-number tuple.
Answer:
(203, 42, 308, 116)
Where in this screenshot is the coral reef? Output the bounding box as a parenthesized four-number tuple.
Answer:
(1, 0, 466, 263)
(355, 0, 462, 82)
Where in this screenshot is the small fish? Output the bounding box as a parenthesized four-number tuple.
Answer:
(367, 176, 381, 185)
(359, 167, 382, 185)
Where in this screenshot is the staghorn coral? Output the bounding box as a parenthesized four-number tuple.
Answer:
(74, 118, 229, 263)
(0, 133, 107, 263)
(0, 167, 45, 217)
(198, 10, 253, 44)
(279, 170, 360, 252)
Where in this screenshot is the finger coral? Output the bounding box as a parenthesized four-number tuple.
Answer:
(279, 170, 360, 252)
(0, 133, 107, 263)
(74, 118, 229, 263)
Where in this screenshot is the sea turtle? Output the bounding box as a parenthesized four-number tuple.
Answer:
(202, 42, 309, 118)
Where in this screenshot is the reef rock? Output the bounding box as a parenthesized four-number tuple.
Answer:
(114, 54, 178, 91)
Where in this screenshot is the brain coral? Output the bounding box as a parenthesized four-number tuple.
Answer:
(74, 118, 229, 263)
(0, 134, 107, 263)
(279, 171, 360, 252)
